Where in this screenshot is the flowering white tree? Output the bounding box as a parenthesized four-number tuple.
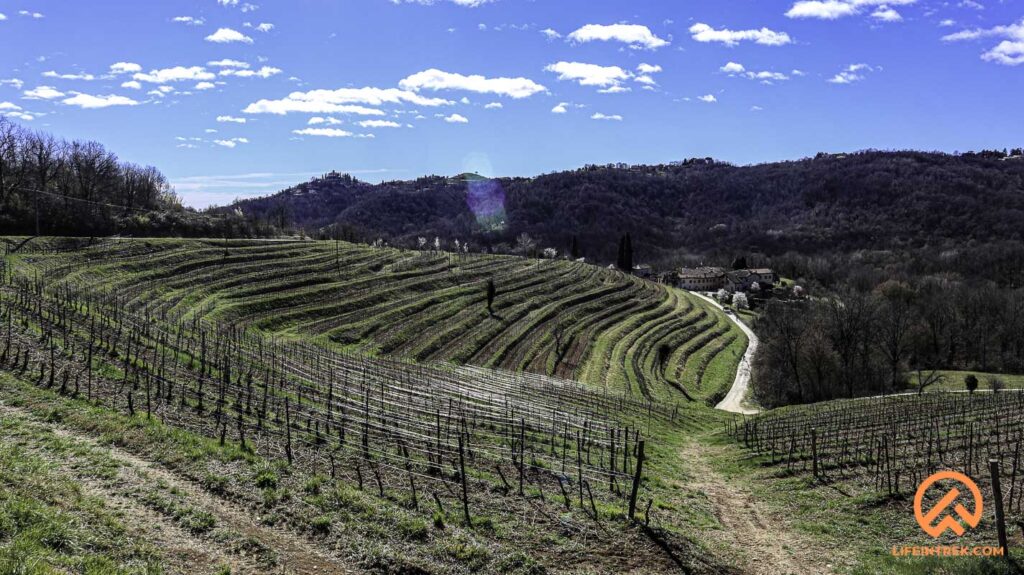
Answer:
(732, 292, 749, 310)
(417, 237, 427, 250)
(794, 285, 806, 298)
(454, 239, 461, 252)
(716, 289, 730, 303)
(433, 237, 441, 251)
(542, 247, 558, 259)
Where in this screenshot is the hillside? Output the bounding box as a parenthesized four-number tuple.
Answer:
(226, 151, 1024, 268)
(7, 237, 743, 404)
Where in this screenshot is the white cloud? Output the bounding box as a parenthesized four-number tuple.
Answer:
(308, 116, 343, 125)
(18, 10, 44, 19)
(785, 0, 916, 21)
(205, 28, 253, 44)
(599, 85, 631, 93)
(698, 94, 717, 102)
(173, 16, 205, 25)
(636, 63, 662, 74)
(0, 13, 7, 21)
(134, 66, 215, 83)
(208, 59, 250, 69)
(443, 113, 469, 123)
(689, 23, 793, 46)
(43, 71, 96, 81)
(110, 62, 142, 75)
(243, 87, 450, 115)
(943, 19, 1024, 65)
(255, 22, 274, 32)
(828, 63, 875, 83)
(551, 102, 569, 114)
(0, 102, 22, 111)
(720, 62, 791, 82)
(541, 28, 561, 40)
(357, 119, 402, 128)
(219, 66, 282, 79)
(590, 112, 622, 121)
(939, 19, 956, 27)
(544, 61, 632, 88)
(23, 86, 64, 100)
(121, 80, 142, 90)
(292, 127, 355, 138)
(195, 82, 216, 90)
(399, 69, 546, 98)
(1, 79, 25, 90)
(567, 24, 669, 50)
(389, 0, 494, 6)
(872, 7, 903, 22)
(217, 115, 247, 123)
(214, 137, 249, 148)
(62, 93, 139, 109)
(484, 102, 503, 109)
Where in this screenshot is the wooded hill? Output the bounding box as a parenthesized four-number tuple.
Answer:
(226, 150, 1024, 269)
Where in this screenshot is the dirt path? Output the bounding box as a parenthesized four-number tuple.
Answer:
(0, 401, 355, 575)
(691, 292, 760, 415)
(679, 440, 834, 575)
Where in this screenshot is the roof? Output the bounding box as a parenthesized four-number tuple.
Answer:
(749, 268, 774, 275)
(678, 266, 725, 279)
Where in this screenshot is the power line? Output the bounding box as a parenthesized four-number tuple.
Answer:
(15, 186, 159, 215)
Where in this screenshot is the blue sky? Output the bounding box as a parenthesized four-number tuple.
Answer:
(1, 0, 1021, 208)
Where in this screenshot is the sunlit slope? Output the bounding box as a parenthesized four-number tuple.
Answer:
(10, 237, 744, 402)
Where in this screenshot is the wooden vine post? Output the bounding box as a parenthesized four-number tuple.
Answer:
(989, 459, 1009, 557)
(458, 432, 471, 526)
(628, 439, 646, 522)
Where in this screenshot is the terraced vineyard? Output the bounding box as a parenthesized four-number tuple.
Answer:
(0, 235, 751, 574)
(5, 237, 744, 403)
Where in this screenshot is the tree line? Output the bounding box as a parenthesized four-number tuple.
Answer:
(753, 278, 1024, 408)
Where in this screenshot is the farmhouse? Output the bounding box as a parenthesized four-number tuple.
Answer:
(678, 266, 778, 292)
(677, 267, 726, 290)
(632, 264, 653, 279)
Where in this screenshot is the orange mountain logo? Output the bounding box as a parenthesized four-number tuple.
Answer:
(914, 471, 984, 538)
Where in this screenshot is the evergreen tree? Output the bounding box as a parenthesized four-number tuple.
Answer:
(570, 235, 580, 259)
(624, 233, 634, 271)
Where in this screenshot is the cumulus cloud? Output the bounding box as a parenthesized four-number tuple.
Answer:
(398, 69, 546, 98)
(243, 87, 450, 115)
(591, 112, 622, 121)
(23, 86, 65, 100)
(698, 94, 717, 102)
(544, 61, 632, 88)
(195, 82, 216, 90)
(217, 115, 247, 123)
(357, 119, 402, 128)
(637, 63, 662, 74)
(484, 102, 503, 109)
(214, 137, 250, 148)
(720, 62, 791, 82)
(943, 19, 1024, 65)
(219, 66, 282, 78)
(541, 28, 561, 40)
(134, 66, 215, 83)
(551, 102, 569, 114)
(785, 0, 915, 21)
(173, 16, 205, 25)
(110, 62, 143, 75)
(828, 63, 875, 83)
(43, 71, 96, 81)
(389, 0, 494, 6)
(567, 24, 669, 50)
(19, 10, 44, 18)
(443, 113, 469, 123)
(1, 79, 25, 90)
(205, 27, 253, 44)
(871, 7, 903, 22)
(62, 93, 139, 109)
(291, 127, 372, 138)
(208, 59, 250, 69)
(689, 23, 793, 46)
(308, 117, 343, 125)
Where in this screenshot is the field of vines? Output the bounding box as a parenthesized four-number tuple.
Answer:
(734, 392, 1024, 542)
(2, 236, 743, 404)
(0, 236, 745, 573)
